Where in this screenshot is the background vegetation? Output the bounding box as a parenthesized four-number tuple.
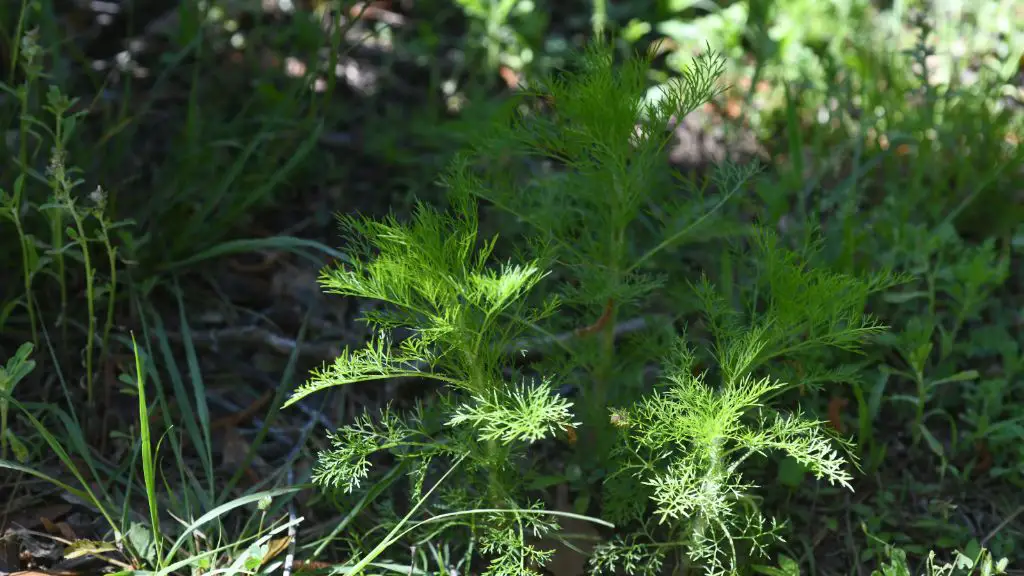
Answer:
(0, 0, 1021, 574)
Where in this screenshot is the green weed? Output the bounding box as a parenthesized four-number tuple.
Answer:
(451, 40, 755, 454)
(284, 192, 611, 574)
(749, 6, 1023, 567)
(289, 39, 905, 574)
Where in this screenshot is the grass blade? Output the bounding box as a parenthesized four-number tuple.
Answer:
(147, 308, 216, 506)
(159, 485, 305, 569)
(171, 277, 214, 496)
(0, 390, 120, 537)
(132, 332, 164, 565)
(161, 236, 349, 271)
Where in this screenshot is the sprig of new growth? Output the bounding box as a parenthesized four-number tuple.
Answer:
(599, 232, 902, 575)
(287, 194, 559, 405)
(287, 194, 577, 573)
(698, 232, 908, 392)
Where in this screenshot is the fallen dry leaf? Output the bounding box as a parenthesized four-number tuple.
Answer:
(294, 560, 333, 572)
(54, 523, 76, 542)
(38, 518, 58, 536)
(260, 536, 291, 568)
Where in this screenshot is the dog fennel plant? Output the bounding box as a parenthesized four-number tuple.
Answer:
(447, 42, 906, 573)
(447, 40, 761, 460)
(284, 192, 590, 575)
(587, 232, 905, 575)
(285, 42, 906, 574)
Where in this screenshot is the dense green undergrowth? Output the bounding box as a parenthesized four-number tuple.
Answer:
(1, 1, 1021, 575)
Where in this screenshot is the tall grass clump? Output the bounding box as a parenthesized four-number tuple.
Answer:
(0, 333, 306, 573)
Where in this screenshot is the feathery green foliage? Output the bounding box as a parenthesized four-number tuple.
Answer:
(288, 194, 559, 403)
(592, 233, 902, 574)
(286, 194, 590, 573)
(292, 39, 909, 574)
(2, 1, 1018, 572)
(447, 40, 762, 472)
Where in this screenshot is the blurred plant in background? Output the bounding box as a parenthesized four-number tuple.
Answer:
(453, 0, 548, 73)
(609, 0, 1024, 133)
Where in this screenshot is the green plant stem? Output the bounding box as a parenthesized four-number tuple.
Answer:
(50, 207, 68, 344)
(10, 211, 38, 344)
(910, 268, 939, 446)
(15, 86, 29, 207)
(593, 310, 617, 417)
(592, 0, 607, 36)
(49, 121, 69, 348)
(98, 218, 117, 363)
(346, 454, 468, 576)
(465, 349, 506, 505)
(690, 435, 725, 548)
(11, 26, 38, 343)
(7, 0, 29, 84)
(627, 179, 745, 275)
(64, 202, 96, 406)
(912, 371, 926, 447)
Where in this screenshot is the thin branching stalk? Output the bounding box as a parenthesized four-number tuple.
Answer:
(7, 206, 37, 344)
(47, 107, 70, 347)
(64, 198, 96, 405)
(85, 187, 121, 373)
(46, 141, 98, 405)
(9, 23, 41, 343)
